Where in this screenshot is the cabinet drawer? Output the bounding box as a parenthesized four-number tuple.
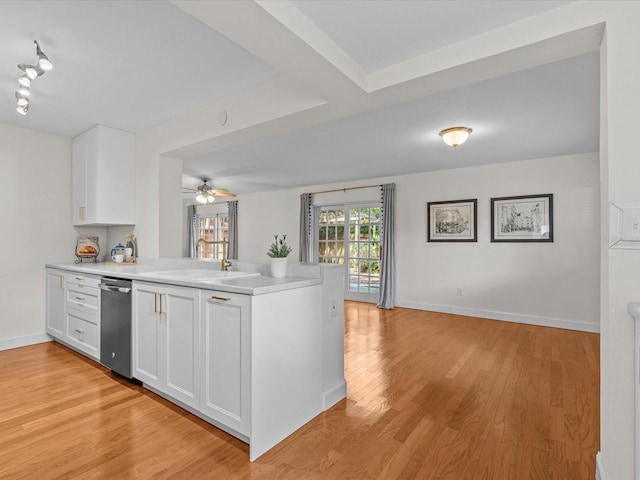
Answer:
(66, 285, 100, 312)
(66, 308, 99, 359)
(65, 273, 100, 289)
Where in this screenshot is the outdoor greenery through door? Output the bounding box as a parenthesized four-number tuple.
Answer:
(315, 204, 381, 302)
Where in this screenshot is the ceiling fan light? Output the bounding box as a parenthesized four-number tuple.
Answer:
(195, 192, 216, 204)
(16, 96, 29, 107)
(439, 126, 473, 148)
(18, 75, 31, 87)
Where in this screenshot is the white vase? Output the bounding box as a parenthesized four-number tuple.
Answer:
(270, 257, 288, 278)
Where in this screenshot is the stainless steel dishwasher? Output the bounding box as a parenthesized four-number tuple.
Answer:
(98, 277, 132, 378)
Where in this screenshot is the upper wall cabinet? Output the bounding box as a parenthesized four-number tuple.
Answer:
(72, 125, 135, 226)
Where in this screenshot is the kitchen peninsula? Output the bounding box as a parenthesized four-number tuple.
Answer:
(45, 259, 346, 461)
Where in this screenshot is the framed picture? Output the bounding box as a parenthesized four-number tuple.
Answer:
(427, 199, 477, 242)
(491, 194, 553, 242)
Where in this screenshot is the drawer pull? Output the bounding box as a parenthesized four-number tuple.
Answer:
(75, 277, 85, 281)
(75, 296, 85, 302)
(210, 295, 230, 302)
(75, 328, 85, 334)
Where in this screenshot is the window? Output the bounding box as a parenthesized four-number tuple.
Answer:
(196, 213, 228, 260)
(315, 203, 381, 301)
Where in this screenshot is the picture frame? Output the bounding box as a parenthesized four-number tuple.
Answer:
(427, 199, 477, 242)
(490, 194, 553, 242)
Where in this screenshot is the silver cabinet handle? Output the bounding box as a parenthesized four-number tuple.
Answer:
(210, 295, 230, 302)
(75, 276, 85, 281)
(75, 296, 85, 302)
(75, 328, 85, 334)
(154, 293, 158, 313)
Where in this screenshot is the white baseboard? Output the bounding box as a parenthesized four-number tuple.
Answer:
(596, 452, 607, 480)
(395, 300, 599, 333)
(323, 380, 347, 411)
(0, 333, 52, 352)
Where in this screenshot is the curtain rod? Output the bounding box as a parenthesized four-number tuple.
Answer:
(310, 184, 380, 195)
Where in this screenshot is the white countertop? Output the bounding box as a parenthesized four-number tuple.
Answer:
(46, 259, 324, 295)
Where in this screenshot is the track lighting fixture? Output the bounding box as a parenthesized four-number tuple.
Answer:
(14, 40, 53, 116)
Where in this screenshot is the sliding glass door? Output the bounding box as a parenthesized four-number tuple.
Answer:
(315, 203, 380, 302)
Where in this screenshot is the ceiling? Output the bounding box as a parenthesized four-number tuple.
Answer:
(0, 1, 599, 196)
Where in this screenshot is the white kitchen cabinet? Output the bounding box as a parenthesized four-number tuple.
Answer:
(200, 290, 251, 437)
(46, 270, 101, 360)
(132, 281, 200, 409)
(72, 124, 135, 226)
(45, 268, 66, 338)
(65, 307, 99, 358)
(64, 273, 101, 359)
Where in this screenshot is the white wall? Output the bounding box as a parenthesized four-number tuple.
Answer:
(599, 4, 640, 477)
(0, 124, 75, 345)
(397, 153, 600, 329)
(231, 153, 600, 331)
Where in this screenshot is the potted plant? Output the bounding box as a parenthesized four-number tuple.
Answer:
(267, 234, 292, 278)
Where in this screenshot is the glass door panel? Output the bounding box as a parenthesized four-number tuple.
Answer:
(315, 204, 381, 302)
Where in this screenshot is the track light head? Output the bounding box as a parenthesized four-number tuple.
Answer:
(18, 63, 38, 80)
(14, 40, 53, 115)
(18, 75, 31, 87)
(34, 40, 53, 71)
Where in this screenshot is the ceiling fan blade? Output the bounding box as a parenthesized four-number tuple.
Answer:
(213, 191, 237, 197)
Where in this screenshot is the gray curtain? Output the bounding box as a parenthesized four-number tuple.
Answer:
(227, 200, 238, 259)
(186, 205, 197, 258)
(299, 193, 312, 262)
(377, 183, 395, 309)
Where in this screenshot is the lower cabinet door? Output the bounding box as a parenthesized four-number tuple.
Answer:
(133, 282, 199, 409)
(133, 284, 162, 390)
(200, 291, 250, 436)
(66, 307, 99, 359)
(162, 285, 200, 409)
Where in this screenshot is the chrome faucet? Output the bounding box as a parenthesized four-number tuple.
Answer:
(197, 239, 232, 271)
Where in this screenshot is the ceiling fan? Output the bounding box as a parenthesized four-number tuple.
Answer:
(183, 179, 236, 204)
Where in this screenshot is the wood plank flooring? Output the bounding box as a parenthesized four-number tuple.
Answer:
(0, 302, 599, 479)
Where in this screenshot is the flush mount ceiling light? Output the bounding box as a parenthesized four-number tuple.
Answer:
(14, 40, 53, 116)
(439, 126, 473, 149)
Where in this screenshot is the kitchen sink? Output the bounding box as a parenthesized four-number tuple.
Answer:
(144, 269, 260, 281)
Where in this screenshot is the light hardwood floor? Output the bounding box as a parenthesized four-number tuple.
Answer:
(0, 301, 599, 479)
